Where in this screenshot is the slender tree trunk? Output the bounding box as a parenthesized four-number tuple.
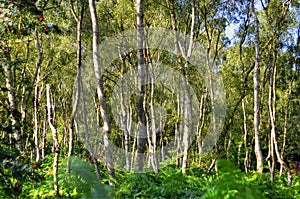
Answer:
(268, 50, 292, 186)
(160, 101, 165, 162)
(118, 52, 131, 172)
(131, 128, 137, 171)
(201, 0, 223, 169)
(135, 0, 147, 172)
(33, 28, 43, 162)
(251, 0, 263, 173)
(242, 98, 249, 173)
(167, 0, 195, 174)
(166, 0, 180, 168)
(78, 71, 102, 181)
(182, 85, 192, 175)
(3, 50, 22, 150)
(33, 71, 40, 162)
(226, 132, 232, 160)
(88, 0, 115, 179)
(280, 68, 294, 175)
(144, 41, 159, 173)
(46, 84, 60, 196)
(41, 118, 46, 159)
(175, 94, 182, 167)
(149, 62, 158, 173)
(122, 91, 131, 172)
(68, 0, 85, 173)
(197, 88, 207, 165)
(268, 50, 277, 182)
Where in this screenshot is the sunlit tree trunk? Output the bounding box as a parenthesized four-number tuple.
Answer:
(280, 68, 295, 176)
(135, 0, 147, 172)
(251, 0, 263, 173)
(120, 57, 131, 172)
(149, 62, 159, 173)
(33, 70, 40, 162)
(242, 98, 249, 173)
(159, 99, 166, 162)
(89, 0, 115, 179)
(268, 61, 276, 182)
(167, 0, 195, 174)
(46, 84, 60, 196)
(3, 50, 22, 150)
(197, 88, 207, 165)
(268, 48, 292, 186)
(33, 28, 42, 162)
(78, 72, 102, 181)
(144, 41, 159, 173)
(67, 0, 85, 173)
(41, 118, 47, 159)
(166, 0, 180, 168)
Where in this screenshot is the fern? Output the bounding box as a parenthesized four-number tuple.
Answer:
(66, 156, 110, 198)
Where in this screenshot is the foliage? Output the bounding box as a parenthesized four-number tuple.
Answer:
(112, 165, 209, 198)
(21, 156, 111, 198)
(0, 0, 300, 198)
(112, 160, 300, 199)
(0, 142, 44, 198)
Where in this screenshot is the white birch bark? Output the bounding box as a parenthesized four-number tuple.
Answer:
(46, 84, 60, 196)
(67, 0, 85, 173)
(135, 0, 147, 172)
(88, 0, 115, 179)
(3, 50, 22, 150)
(251, 0, 263, 173)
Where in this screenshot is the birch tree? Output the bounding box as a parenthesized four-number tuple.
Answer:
(135, 0, 147, 172)
(88, 0, 115, 179)
(2, 50, 22, 150)
(67, 0, 85, 173)
(46, 84, 60, 196)
(250, 0, 263, 173)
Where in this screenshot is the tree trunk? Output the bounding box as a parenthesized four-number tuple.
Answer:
(3, 50, 22, 150)
(88, 0, 115, 179)
(251, 0, 263, 173)
(268, 49, 292, 186)
(41, 118, 47, 159)
(68, 0, 85, 173)
(242, 98, 249, 173)
(167, 0, 195, 175)
(46, 84, 60, 196)
(280, 68, 294, 175)
(33, 71, 40, 162)
(197, 88, 207, 165)
(78, 71, 102, 181)
(135, 0, 147, 172)
(144, 42, 159, 173)
(175, 93, 182, 168)
(149, 62, 159, 173)
(33, 28, 43, 162)
(118, 52, 131, 172)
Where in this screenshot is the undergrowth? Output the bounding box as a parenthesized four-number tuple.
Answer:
(2, 153, 299, 199)
(20, 156, 111, 198)
(112, 160, 300, 199)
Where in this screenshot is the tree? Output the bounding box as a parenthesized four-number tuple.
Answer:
(251, 0, 263, 173)
(135, 0, 147, 172)
(88, 0, 115, 179)
(67, 0, 85, 173)
(46, 84, 60, 196)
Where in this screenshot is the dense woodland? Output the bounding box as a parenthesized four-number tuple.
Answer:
(0, 0, 300, 198)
